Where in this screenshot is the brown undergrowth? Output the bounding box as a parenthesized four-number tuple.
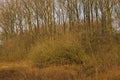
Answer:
(0, 61, 119, 80)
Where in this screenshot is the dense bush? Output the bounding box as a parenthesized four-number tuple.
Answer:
(29, 33, 90, 67)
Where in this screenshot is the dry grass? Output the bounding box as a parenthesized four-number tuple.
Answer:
(0, 61, 31, 70)
(0, 61, 119, 80)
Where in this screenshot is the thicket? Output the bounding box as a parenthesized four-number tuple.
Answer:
(0, 0, 119, 67)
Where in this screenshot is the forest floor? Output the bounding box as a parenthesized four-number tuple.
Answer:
(0, 61, 120, 80)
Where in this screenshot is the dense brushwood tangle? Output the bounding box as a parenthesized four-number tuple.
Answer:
(0, 0, 119, 63)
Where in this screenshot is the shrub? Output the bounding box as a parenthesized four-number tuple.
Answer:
(29, 33, 89, 67)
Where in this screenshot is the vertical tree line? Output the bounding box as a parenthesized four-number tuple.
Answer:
(0, 0, 119, 54)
